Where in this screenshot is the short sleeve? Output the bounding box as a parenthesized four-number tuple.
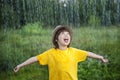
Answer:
(75, 49, 88, 62)
(36, 51, 48, 65)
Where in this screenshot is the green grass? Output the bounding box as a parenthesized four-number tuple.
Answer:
(0, 24, 119, 80)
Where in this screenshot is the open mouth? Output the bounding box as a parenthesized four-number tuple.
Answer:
(64, 39, 69, 43)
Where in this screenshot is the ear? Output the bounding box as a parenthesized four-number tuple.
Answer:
(56, 39, 57, 42)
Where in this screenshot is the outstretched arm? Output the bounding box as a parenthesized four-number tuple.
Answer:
(87, 52, 108, 63)
(14, 56, 38, 73)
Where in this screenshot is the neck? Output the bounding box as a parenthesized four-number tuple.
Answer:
(59, 46, 68, 50)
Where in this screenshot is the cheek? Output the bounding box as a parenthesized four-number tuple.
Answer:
(58, 34, 63, 39)
(68, 35, 71, 40)
(57, 35, 62, 41)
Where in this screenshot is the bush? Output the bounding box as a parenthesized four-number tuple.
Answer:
(88, 15, 101, 27)
(22, 23, 43, 35)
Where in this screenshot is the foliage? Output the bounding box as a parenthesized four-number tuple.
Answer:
(1, 0, 120, 28)
(88, 15, 101, 27)
(22, 23, 43, 35)
(0, 23, 120, 79)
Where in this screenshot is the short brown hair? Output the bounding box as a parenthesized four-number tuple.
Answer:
(52, 25, 72, 49)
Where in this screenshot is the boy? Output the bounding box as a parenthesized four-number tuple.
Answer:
(14, 25, 108, 80)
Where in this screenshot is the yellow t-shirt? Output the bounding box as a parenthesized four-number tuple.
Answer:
(36, 47, 87, 80)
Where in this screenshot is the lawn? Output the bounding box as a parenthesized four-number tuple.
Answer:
(0, 23, 119, 80)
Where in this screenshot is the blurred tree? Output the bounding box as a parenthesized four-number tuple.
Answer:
(0, 0, 120, 28)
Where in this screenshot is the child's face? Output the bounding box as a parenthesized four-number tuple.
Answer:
(57, 30, 71, 47)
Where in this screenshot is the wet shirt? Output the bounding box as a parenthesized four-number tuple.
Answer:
(36, 47, 87, 80)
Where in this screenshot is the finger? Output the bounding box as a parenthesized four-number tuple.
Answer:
(14, 67, 18, 72)
(105, 59, 108, 63)
(14, 69, 18, 73)
(103, 59, 108, 63)
(14, 67, 17, 71)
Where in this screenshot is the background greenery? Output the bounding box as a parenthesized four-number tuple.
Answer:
(0, 0, 120, 80)
(0, 23, 119, 80)
(0, 0, 120, 28)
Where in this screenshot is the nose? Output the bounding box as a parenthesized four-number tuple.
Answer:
(64, 33, 70, 37)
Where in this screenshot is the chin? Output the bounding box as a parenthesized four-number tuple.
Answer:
(65, 43, 70, 46)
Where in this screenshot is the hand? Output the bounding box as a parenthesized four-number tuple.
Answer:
(14, 65, 21, 73)
(101, 58, 108, 63)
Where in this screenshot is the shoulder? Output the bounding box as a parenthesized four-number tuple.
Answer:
(42, 48, 56, 54)
(36, 48, 55, 57)
(69, 47, 87, 53)
(68, 47, 80, 51)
